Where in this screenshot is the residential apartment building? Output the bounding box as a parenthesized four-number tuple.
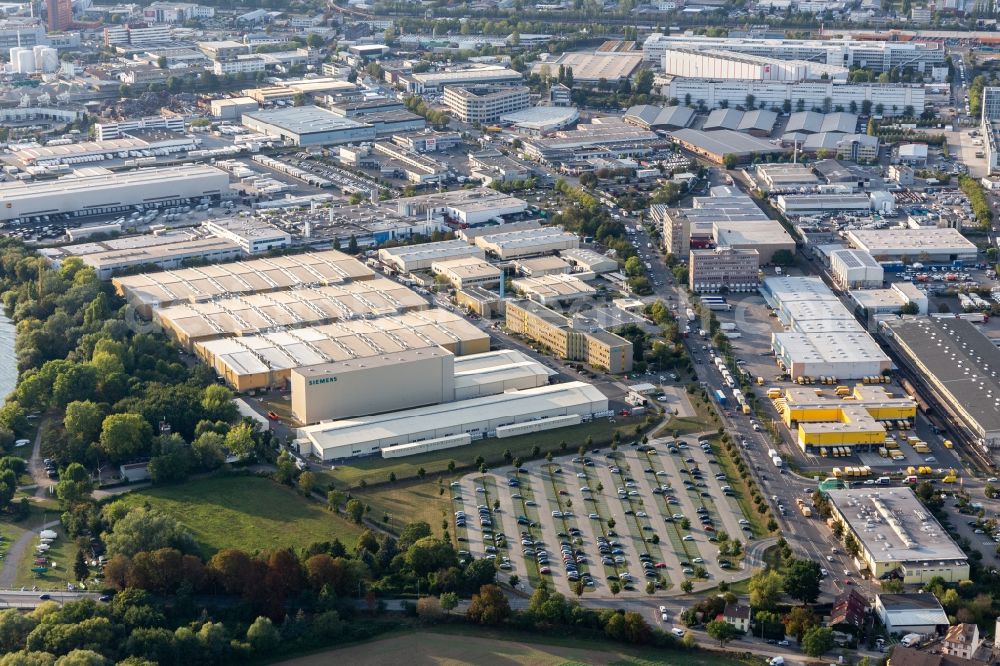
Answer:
(505, 299, 633, 374)
(443, 85, 530, 124)
(46, 0, 73, 31)
(688, 247, 760, 293)
(982, 87, 1000, 123)
(651, 204, 690, 258)
(213, 56, 266, 75)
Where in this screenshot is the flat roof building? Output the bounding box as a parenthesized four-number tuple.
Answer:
(532, 51, 642, 83)
(202, 217, 291, 255)
(777, 193, 873, 215)
(403, 66, 524, 94)
(763, 276, 890, 379)
(506, 299, 633, 374)
(500, 106, 580, 134)
(290, 347, 553, 425)
(846, 228, 978, 263)
(875, 595, 950, 635)
(475, 226, 580, 259)
(882, 317, 1000, 454)
(196, 308, 490, 391)
(560, 248, 618, 274)
(830, 248, 884, 289)
(113, 250, 375, 313)
(394, 188, 528, 225)
(827, 488, 969, 584)
(379, 240, 485, 273)
(515, 255, 571, 277)
(431, 256, 503, 289)
(511, 273, 596, 305)
(778, 384, 916, 451)
(295, 380, 609, 460)
(756, 163, 821, 191)
(0, 165, 230, 223)
(669, 128, 789, 164)
(241, 106, 376, 146)
(78, 237, 242, 281)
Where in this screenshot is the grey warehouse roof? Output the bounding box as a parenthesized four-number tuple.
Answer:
(242, 106, 369, 134)
(623, 104, 695, 129)
(671, 128, 786, 157)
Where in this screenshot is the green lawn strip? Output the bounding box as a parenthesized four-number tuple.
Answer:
(112, 476, 364, 557)
(705, 435, 768, 541)
(320, 418, 643, 489)
(656, 395, 718, 438)
(510, 467, 542, 589)
(607, 451, 667, 591)
(576, 460, 625, 585)
(541, 463, 594, 594)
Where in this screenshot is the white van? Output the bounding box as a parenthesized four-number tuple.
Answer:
(671, 628, 687, 637)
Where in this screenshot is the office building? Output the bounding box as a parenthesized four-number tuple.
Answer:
(294, 380, 608, 460)
(0, 165, 229, 224)
(688, 247, 760, 293)
(982, 87, 1000, 123)
(882, 317, 1000, 454)
(777, 193, 873, 215)
(46, 0, 72, 31)
(830, 248, 884, 289)
(827, 489, 968, 585)
(505, 299, 633, 374)
(442, 85, 530, 124)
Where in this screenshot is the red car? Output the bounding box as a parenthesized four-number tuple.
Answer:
(843, 578, 852, 585)
(267, 411, 280, 421)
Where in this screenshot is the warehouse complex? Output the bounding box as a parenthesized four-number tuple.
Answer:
(776, 384, 916, 452)
(195, 309, 490, 391)
(0, 165, 230, 223)
(511, 273, 596, 305)
(475, 226, 581, 259)
(505, 299, 633, 374)
(295, 380, 609, 461)
(883, 317, 1000, 455)
(289, 347, 553, 424)
(113, 250, 376, 313)
(379, 240, 486, 273)
(764, 277, 891, 379)
(830, 248, 885, 290)
(154, 278, 430, 348)
(826, 487, 969, 584)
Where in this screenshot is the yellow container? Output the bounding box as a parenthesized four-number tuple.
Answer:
(943, 439, 954, 449)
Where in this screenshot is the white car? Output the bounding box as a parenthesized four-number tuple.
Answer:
(683, 535, 695, 541)
(659, 605, 668, 613)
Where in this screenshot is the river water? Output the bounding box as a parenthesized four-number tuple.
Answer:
(0, 313, 17, 401)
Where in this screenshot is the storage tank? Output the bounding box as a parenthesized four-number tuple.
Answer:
(36, 47, 58, 74)
(13, 47, 35, 74)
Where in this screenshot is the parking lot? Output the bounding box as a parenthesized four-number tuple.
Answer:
(452, 434, 758, 598)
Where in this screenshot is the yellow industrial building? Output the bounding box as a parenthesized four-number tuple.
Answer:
(774, 384, 917, 453)
(505, 299, 633, 374)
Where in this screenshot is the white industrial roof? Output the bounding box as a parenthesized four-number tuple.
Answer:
(298, 381, 607, 454)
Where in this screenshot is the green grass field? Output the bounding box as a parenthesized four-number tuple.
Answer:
(655, 393, 718, 438)
(276, 629, 759, 666)
(114, 476, 365, 556)
(320, 417, 647, 490)
(351, 478, 454, 541)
